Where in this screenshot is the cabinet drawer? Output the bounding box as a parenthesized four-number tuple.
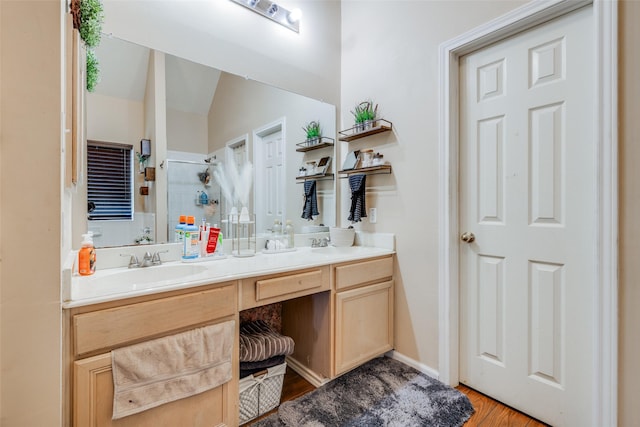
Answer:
(74, 283, 236, 357)
(240, 266, 330, 310)
(335, 256, 393, 291)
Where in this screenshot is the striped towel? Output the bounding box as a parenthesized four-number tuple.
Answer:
(240, 354, 287, 378)
(239, 320, 295, 363)
(301, 180, 319, 220)
(347, 174, 367, 223)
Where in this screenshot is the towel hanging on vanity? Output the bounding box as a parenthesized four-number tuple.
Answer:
(111, 320, 235, 419)
(301, 180, 319, 220)
(348, 174, 367, 223)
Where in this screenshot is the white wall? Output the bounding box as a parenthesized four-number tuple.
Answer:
(340, 0, 526, 371)
(167, 108, 208, 154)
(86, 92, 144, 144)
(0, 1, 63, 425)
(619, 1, 640, 424)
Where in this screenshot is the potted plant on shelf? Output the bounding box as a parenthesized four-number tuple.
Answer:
(351, 100, 378, 132)
(302, 120, 321, 146)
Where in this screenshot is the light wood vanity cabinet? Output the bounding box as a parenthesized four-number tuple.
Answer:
(333, 256, 394, 375)
(65, 252, 394, 425)
(66, 282, 238, 427)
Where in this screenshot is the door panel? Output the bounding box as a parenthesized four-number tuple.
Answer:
(459, 6, 595, 426)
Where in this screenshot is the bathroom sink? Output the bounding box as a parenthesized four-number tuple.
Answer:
(84, 263, 209, 289)
(310, 246, 359, 255)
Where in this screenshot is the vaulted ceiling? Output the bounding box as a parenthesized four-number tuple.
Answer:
(93, 36, 221, 116)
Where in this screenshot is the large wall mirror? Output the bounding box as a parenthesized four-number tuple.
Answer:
(84, 36, 337, 248)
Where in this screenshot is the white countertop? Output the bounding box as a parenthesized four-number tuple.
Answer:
(62, 244, 394, 309)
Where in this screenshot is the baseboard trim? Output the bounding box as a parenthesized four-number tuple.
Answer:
(386, 351, 440, 381)
(285, 356, 330, 388)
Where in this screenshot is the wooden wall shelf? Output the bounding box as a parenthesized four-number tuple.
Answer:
(296, 173, 334, 183)
(338, 165, 392, 178)
(338, 119, 393, 142)
(295, 137, 335, 152)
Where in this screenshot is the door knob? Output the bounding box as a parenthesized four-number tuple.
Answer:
(460, 232, 475, 243)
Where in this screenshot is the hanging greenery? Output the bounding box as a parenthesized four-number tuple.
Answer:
(75, 0, 104, 91)
(86, 48, 99, 92)
(78, 0, 104, 48)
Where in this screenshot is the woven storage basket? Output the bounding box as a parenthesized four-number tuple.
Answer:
(329, 227, 355, 247)
(239, 362, 287, 424)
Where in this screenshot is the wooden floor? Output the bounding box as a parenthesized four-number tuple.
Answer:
(245, 367, 315, 425)
(246, 368, 549, 426)
(457, 384, 549, 426)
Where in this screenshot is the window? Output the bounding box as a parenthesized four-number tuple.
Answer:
(87, 141, 134, 221)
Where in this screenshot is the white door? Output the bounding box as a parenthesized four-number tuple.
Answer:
(255, 128, 285, 234)
(459, 6, 595, 426)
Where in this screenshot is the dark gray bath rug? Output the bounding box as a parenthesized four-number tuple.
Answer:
(253, 356, 474, 427)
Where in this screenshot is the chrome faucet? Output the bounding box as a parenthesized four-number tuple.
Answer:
(120, 250, 168, 268)
(151, 250, 168, 266)
(140, 252, 154, 267)
(120, 253, 140, 268)
(310, 237, 330, 248)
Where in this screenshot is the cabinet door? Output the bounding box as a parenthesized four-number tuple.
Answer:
(74, 353, 234, 427)
(335, 280, 394, 375)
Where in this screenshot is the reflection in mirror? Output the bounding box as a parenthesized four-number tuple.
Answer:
(85, 36, 336, 248)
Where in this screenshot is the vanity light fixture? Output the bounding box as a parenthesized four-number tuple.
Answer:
(287, 8, 302, 24)
(266, 3, 278, 17)
(230, 0, 300, 33)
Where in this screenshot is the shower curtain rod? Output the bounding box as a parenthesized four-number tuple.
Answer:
(160, 158, 219, 168)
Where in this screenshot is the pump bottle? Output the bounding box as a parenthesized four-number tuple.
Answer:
(182, 216, 200, 259)
(175, 215, 187, 243)
(284, 219, 294, 248)
(78, 233, 96, 276)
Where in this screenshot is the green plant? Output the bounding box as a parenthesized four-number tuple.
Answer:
(351, 100, 378, 124)
(78, 0, 104, 92)
(86, 48, 99, 92)
(136, 151, 149, 163)
(302, 121, 321, 139)
(79, 0, 104, 48)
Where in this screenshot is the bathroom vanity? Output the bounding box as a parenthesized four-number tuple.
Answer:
(62, 244, 394, 426)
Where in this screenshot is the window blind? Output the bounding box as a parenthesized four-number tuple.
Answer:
(87, 141, 134, 220)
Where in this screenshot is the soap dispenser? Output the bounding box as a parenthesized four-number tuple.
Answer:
(78, 232, 96, 276)
(200, 191, 209, 205)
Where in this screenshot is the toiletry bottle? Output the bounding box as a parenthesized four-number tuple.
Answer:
(285, 219, 294, 248)
(199, 219, 208, 257)
(200, 191, 209, 205)
(78, 233, 96, 276)
(182, 216, 199, 259)
(175, 215, 186, 243)
(273, 219, 282, 236)
(207, 224, 221, 255)
(214, 223, 224, 254)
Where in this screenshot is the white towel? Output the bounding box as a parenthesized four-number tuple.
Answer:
(111, 320, 235, 419)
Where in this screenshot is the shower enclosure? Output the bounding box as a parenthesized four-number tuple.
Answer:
(166, 158, 224, 242)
